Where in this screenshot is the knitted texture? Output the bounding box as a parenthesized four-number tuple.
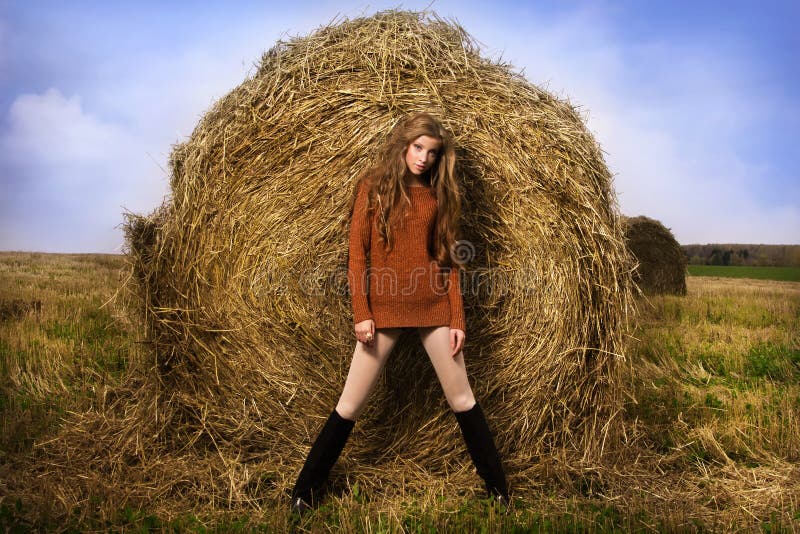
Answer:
(347, 179, 466, 331)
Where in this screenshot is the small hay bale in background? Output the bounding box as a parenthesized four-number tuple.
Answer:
(25, 10, 635, 513)
(623, 215, 687, 296)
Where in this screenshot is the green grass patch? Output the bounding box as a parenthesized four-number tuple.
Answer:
(697, 350, 728, 377)
(688, 265, 800, 282)
(744, 343, 800, 381)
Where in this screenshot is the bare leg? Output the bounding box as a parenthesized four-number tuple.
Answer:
(335, 327, 403, 420)
(418, 325, 477, 412)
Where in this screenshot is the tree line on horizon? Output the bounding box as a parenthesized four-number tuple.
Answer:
(681, 244, 800, 267)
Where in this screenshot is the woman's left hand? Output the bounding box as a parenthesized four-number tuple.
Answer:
(450, 328, 465, 358)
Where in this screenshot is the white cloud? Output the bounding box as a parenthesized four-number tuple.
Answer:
(0, 8, 325, 253)
(0, 88, 168, 252)
(5, 89, 128, 177)
(0, 11, 312, 252)
(0, 8, 323, 253)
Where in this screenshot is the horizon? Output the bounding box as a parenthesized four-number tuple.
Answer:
(3, 243, 800, 256)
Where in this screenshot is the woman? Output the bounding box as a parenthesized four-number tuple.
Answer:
(290, 112, 509, 514)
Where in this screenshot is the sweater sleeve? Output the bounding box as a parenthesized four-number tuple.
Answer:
(348, 181, 373, 323)
(448, 266, 466, 331)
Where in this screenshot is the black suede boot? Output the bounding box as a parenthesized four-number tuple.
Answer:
(290, 408, 355, 515)
(454, 402, 510, 508)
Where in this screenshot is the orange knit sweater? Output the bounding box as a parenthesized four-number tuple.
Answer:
(347, 180, 466, 331)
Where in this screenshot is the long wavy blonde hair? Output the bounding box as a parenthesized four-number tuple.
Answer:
(346, 112, 462, 268)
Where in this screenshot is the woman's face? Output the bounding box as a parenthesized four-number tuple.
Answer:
(404, 135, 441, 176)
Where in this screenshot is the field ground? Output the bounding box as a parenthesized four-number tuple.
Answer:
(0, 252, 799, 532)
(688, 264, 800, 282)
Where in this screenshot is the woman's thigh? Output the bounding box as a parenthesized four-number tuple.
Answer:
(418, 325, 476, 412)
(336, 327, 403, 420)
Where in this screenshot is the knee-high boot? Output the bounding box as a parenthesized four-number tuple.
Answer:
(454, 401, 510, 506)
(290, 408, 355, 514)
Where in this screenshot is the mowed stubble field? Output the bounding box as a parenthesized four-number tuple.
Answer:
(0, 252, 798, 531)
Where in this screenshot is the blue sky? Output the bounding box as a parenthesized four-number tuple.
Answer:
(1, 0, 798, 252)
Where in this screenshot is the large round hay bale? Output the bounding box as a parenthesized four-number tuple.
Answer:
(84, 10, 633, 507)
(623, 215, 687, 295)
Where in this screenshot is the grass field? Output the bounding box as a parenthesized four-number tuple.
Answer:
(1, 252, 799, 532)
(688, 264, 800, 282)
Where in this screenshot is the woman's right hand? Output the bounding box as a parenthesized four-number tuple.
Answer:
(355, 319, 375, 346)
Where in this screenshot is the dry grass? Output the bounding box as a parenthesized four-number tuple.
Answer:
(0, 252, 130, 453)
(613, 276, 800, 529)
(1, 255, 799, 530)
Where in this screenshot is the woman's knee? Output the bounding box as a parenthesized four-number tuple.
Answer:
(447, 391, 477, 413)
